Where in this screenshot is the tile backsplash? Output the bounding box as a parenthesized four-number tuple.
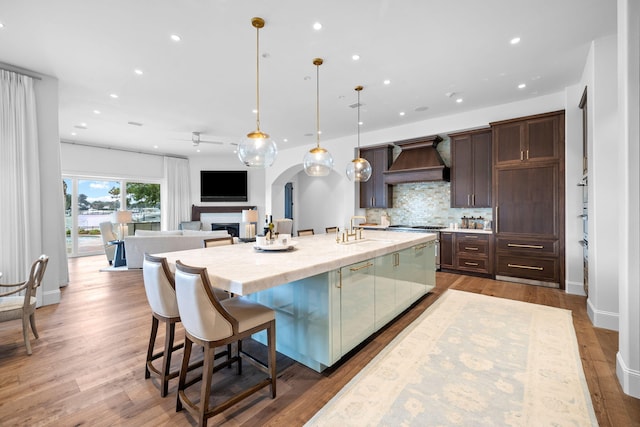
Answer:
(366, 181, 492, 228)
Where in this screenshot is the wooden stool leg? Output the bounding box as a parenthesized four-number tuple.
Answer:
(145, 316, 159, 379)
(199, 345, 216, 427)
(161, 320, 176, 397)
(237, 340, 242, 375)
(177, 336, 193, 412)
(268, 321, 277, 398)
(22, 316, 32, 355)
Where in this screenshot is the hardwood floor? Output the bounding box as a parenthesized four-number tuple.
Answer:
(0, 255, 638, 426)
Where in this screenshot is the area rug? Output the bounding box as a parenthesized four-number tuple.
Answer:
(305, 289, 598, 426)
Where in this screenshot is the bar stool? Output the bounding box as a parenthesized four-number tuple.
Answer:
(174, 260, 276, 427)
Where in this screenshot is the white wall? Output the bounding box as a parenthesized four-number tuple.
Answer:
(580, 36, 621, 330)
(616, 0, 640, 399)
(188, 153, 266, 219)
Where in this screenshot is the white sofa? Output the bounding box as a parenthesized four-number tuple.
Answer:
(124, 229, 231, 269)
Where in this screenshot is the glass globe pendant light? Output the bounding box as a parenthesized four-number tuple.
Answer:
(303, 58, 334, 177)
(346, 85, 372, 182)
(237, 17, 277, 168)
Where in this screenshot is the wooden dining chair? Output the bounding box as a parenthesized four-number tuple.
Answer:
(203, 236, 234, 248)
(297, 229, 315, 236)
(174, 261, 277, 426)
(0, 254, 48, 355)
(325, 226, 338, 234)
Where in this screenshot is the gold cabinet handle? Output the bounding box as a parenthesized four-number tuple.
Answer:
(495, 206, 499, 233)
(472, 194, 475, 205)
(350, 262, 374, 272)
(508, 243, 544, 249)
(464, 247, 479, 251)
(520, 150, 524, 161)
(526, 149, 529, 159)
(464, 262, 479, 266)
(508, 263, 543, 271)
(414, 244, 427, 250)
(393, 253, 399, 267)
(337, 269, 342, 288)
(467, 194, 470, 205)
(464, 235, 478, 239)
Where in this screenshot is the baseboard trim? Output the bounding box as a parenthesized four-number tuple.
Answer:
(565, 279, 586, 296)
(617, 352, 640, 398)
(586, 297, 619, 330)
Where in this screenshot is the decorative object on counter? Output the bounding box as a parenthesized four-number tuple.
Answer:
(380, 212, 390, 228)
(237, 17, 277, 168)
(337, 216, 367, 243)
(303, 58, 334, 177)
(345, 85, 372, 182)
(461, 215, 469, 229)
(242, 208, 259, 238)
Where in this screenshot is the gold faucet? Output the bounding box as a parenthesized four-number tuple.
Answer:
(346, 216, 367, 241)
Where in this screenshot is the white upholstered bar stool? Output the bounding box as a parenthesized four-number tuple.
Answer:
(174, 260, 276, 427)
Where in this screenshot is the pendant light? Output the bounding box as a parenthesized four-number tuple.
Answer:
(237, 17, 277, 168)
(345, 85, 372, 182)
(303, 58, 334, 177)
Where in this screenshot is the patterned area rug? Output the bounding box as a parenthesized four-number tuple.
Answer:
(305, 289, 598, 426)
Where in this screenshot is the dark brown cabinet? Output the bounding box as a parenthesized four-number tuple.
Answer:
(440, 231, 493, 276)
(360, 145, 393, 208)
(450, 129, 492, 208)
(491, 111, 565, 288)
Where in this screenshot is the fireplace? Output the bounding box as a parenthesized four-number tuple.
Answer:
(212, 222, 239, 238)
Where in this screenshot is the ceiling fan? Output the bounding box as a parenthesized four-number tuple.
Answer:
(176, 132, 224, 146)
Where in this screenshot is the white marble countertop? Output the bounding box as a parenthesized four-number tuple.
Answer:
(440, 228, 493, 234)
(156, 230, 436, 296)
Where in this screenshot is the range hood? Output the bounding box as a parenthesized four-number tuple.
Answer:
(383, 135, 450, 184)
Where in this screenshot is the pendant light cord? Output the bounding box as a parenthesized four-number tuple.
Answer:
(255, 24, 261, 132)
(316, 61, 320, 148)
(356, 88, 361, 157)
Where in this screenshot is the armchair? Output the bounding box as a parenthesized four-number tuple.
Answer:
(0, 255, 49, 355)
(99, 221, 118, 265)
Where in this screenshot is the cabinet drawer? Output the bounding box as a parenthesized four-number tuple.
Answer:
(456, 256, 490, 274)
(496, 238, 558, 256)
(495, 255, 559, 282)
(456, 238, 489, 256)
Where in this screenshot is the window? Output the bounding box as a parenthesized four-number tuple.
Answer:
(63, 176, 161, 257)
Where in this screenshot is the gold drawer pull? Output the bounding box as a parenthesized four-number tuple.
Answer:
(414, 244, 427, 250)
(508, 263, 544, 271)
(464, 262, 479, 266)
(350, 262, 374, 272)
(464, 247, 479, 251)
(464, 235, 478, 239)
(508, 243, 544, 249)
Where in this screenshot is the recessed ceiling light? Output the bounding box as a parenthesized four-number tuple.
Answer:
(358, 121, 364, 126)
(283, 138, 288, 142)
(518, 83, 526, 89)
(383, 79, 391, 85)
(93, 110, 101, 114)
(352, 54, 360, 61)
(110, 93, 119, 99)
(134, 69, 143, 75)
(153, 145, 159, 149)
(313, 22, 322, 30)
(510, 37, 521, 45)
(399, 112, 405, 116)
(0, 22, 4, 29)
(71, 132, 77, 136)
(170, 34, 181, 42)
(456, 98, 463, 103)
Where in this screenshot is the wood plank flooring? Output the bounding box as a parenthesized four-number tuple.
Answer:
(0, 255, 638, 426)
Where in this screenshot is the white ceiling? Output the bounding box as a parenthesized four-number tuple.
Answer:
(0, 0, 616, 158)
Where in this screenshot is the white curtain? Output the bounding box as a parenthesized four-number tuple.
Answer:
(0, 70, 42, 284)
(163, 156, 191, 230)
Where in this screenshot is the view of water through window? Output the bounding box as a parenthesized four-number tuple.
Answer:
(64, 177, 161, 257)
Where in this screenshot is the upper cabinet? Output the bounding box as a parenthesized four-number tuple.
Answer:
(359, 145, 393, 209)
(492, 111, 563, 166)
(450, 129, 492, 208)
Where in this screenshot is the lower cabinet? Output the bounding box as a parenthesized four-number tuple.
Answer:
(248, 241, 435, 372)
(440, 232, 493, 276)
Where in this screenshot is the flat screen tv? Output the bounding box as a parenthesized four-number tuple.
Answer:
(200, 170, 248, 202)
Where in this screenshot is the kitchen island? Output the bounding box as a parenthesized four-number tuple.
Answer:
(157, 230, 436, 371)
